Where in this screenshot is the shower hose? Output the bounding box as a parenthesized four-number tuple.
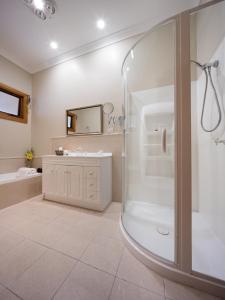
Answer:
(191, 60, 221, 133)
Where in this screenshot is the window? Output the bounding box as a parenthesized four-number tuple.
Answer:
(67, 112, 76, 133)
(0, 83, 29, 123)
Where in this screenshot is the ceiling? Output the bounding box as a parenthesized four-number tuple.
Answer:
(0, 0, 198, 73)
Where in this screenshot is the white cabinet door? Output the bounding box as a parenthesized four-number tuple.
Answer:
(43, 164, 67, 201)
(67, 166, 83, 204)
(43, 164, 56, 198)
(55, 165, 67, 201)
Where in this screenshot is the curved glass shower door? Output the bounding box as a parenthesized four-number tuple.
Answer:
(122, 19, 176, 262)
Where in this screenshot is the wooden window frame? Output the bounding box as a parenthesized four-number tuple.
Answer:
(0, 82, 29, 124)
(67, 112, 76, 133)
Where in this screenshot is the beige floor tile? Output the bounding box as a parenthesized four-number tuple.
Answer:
(0, 213, 27, 230)
(0, 285, 21, 300)
(0, 230, 24, 258)
(0, 239, 46, 287)
(53, 261, 114, 300)
(102, 204, 121, 221)
(26, 204, 63, 223)
(164, 279, 221, 300)
(0, 225, 9, 238)
(11, 220, 46, 238)
(104, 202, 121, 214)
(81, 235, 124, 275)
(51, 213, 83, 231)
(117, 249, 164, 296)
(1, 205, 36, 220)
(52, 231, 90, 259)
(97, 218, 122, 241)
(68, 218, 102, 241)
(110, 278, 165, 300)
(11, 249, 76, 300)
(14, 220, 68, 248)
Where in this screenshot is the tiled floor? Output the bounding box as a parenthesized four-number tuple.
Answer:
(0, 196, 222, 300)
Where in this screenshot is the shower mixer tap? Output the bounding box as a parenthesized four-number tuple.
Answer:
(202, 60, 219, 70)
(214, 138, 225, 146)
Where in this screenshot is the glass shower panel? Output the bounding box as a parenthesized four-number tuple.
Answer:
(191, 1, 225, 281)
(122, 19, 176, 262)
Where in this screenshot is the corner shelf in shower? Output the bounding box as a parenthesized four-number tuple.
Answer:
(145, 129, 174, 136)
(143, 143, 173, 147)
(144, 156, 173, 161)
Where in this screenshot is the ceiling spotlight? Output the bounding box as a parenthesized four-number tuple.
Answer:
(33, 0, 44, 10)
(50, 41, 58, 49)
(23, 0, 56, 21)
(96, 19, 105, 30)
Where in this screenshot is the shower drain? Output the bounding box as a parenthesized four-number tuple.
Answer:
(157, 226, 170, 236)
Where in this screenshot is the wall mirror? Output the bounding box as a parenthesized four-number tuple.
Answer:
(66, 104, 103, 135)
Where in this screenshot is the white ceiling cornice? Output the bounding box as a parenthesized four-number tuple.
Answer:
(30, 20, 153, 74)
(0, 19, 149, 74)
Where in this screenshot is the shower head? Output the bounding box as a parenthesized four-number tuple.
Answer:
(191, 59, 219, 70)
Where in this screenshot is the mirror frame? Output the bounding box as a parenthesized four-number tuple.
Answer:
(66, 104, 103, 136)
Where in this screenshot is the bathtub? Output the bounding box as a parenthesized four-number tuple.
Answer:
(0, 172, 42, 209)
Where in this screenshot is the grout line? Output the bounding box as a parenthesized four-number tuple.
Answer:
(107, 244, 125, 300)
(11, 243, 49, 280)
(50, 260, 78, 300)
(163, 278, 166, 299)
(108, 276, 116, 300)
(78, 260, 116, 277)
(115, 249, 166, 300)
(0, 283, 24, 300)
(114, 275, 166, 299)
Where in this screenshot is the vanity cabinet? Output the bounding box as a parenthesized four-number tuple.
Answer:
(42, 155, 112, 211)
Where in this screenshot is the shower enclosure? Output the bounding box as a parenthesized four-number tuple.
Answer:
(121, 0, 225, 298)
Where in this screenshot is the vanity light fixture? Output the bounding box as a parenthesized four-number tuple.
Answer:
(96, 19, 106, 30)
(23, 0, 56, 21)
(50, 41, 58, 49)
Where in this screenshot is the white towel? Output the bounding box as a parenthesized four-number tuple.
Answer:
(17, 167, 37, 177)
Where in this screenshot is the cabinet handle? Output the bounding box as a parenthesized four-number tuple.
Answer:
(161, 128, 167, 154)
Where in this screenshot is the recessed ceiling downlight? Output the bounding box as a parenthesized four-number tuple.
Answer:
(96, 19, 106, 30)
(50, 41, 58, 49)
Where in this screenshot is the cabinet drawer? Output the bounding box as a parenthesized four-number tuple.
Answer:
(86, 190, 98, 202)
(86, 178, 98, 191)
(85, 167, 99, 179)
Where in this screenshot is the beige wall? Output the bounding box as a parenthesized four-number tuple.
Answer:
(0, 55, 32, 173)
(195, 0, 225, 64)
(31, 36, 140, 156)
